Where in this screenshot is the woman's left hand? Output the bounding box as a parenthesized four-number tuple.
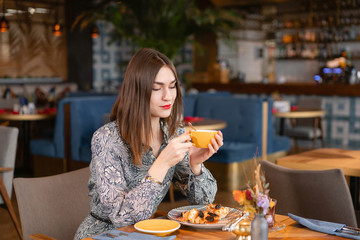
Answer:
(189, 131, 223, 175)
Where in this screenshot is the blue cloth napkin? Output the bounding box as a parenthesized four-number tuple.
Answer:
(92, 229, 176, 240)
(288, 213, 360, 240)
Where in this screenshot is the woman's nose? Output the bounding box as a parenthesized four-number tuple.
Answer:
(163, 88, 172, 100)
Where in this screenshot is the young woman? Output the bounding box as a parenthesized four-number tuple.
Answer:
(74, 48, 223, 240)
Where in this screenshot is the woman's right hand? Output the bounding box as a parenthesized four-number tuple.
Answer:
(148, 131, 192, 182)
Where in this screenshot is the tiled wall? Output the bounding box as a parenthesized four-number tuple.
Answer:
(92, 21, 193, 92)
(218, 30, 265, 82)
(235, 93, 360, 150)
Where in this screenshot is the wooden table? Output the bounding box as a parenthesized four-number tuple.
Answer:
(184, 118, 227, 131)
(0, 112, 56, 174)
(274, 110, 326, 119)
(277, 148, 360, 209)
(273, 110, 326, 135)
(82, 214, 343, 240)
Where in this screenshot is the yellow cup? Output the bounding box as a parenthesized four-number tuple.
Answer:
(190, 130, 217, 148)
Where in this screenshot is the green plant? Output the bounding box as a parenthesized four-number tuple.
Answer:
(74, 0, 242, 60)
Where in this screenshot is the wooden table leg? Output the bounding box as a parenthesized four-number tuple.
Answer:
(279, 118, 285, 135)
(0, 175, 23, 240)
(350, 176, 359, 210)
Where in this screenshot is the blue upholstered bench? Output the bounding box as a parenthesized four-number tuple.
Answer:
(183, 95, 290, 163)
(30, 96, 117, 173)
(183, 94, 290, 190)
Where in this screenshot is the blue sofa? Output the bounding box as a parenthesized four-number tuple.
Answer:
(183, 94, 290, 163)
(182, 93, 290, 191)
(30, 95, 117, 172)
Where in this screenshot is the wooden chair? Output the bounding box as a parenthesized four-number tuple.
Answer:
(260, 160, 357, 227)
(14, 167, 91, 240)
(0, 126, 22, 239)
(284, 97, 325, 151)
(0, 120, 10, 126)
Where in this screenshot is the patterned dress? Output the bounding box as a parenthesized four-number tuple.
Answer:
(74, 121, 217, 240)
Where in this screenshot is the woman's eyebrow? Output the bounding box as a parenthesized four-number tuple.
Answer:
(153, 79, 176, 85)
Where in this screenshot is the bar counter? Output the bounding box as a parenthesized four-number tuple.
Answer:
(191, 82, 360, 96)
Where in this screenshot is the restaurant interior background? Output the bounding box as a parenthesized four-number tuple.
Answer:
(2, 0, 360, 87)
(2, 0, 360, 169)
(2, 0, 360, 149)
(2, 0, 360, 239)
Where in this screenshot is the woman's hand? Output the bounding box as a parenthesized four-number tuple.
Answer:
(148, 132, 192, 182)
(189, 131, 224, 175)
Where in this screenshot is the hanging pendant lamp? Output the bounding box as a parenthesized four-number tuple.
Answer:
(91, 25, 99, 38)
(52, 2, 62, 37)
(53, 22, 62, 36)
(0, 0, 9, 32)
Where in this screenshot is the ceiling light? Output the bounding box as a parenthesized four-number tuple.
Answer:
(0, 1, 8, 33)
(91, 25, 99, 38)
(53, 22, 62, 36)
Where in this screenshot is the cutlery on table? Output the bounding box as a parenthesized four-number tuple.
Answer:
(289, 213, 360, 236)
(222, 211, 250, 232)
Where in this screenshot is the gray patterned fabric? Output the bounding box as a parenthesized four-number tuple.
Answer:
(74, 121, 217, 240)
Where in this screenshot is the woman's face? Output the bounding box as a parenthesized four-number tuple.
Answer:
(150, 66, 177, 119)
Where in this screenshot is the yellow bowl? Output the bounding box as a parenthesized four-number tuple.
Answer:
(134, 219, 180, 236)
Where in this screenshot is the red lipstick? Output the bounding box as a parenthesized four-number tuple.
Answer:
(161, 104, 171, 110)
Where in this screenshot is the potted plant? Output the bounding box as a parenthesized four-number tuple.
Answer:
(74, 0, 242, 61)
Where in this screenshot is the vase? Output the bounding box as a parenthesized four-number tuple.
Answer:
(251, 213, 268, 240)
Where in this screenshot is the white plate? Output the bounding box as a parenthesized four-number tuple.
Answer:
(134, 219, 180, 236)
(167, 204, 242, 229)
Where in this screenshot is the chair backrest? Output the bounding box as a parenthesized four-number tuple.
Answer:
(53, 96, 117, 161)
(296, 97, 323, 126)
(68, 96, 116, 161)
(195, 96, 281, 156)
(195, 96, 263, 143)
(260, 160, 357, 227)
(0, 126, 18, 204)
(14, 167, 91, 240)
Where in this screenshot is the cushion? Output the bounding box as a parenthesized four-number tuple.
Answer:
(270, 136, 291, 153)
(284, 126, 322, 139)
(183, 95, 198, 117)
(30, 139, 56, 157)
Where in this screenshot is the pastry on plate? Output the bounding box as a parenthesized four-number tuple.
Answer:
(181, 204, 229, 224)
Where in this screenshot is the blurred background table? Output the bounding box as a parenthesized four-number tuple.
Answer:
(274, 110, 326, 135)
(0, 111, 56, 175)
(277, 148, 360, 210)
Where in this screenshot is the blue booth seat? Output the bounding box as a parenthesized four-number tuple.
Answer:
(184, 94, 290, 191)
(30, 95, 117, 172)
(191, 95, 290, 163)
(195, 96, 263, 163)
(183, 91, 232, 118)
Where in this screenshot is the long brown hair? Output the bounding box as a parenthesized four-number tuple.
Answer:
(110, 48, 183, 165)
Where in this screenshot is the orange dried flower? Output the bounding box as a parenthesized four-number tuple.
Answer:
(232, 190, 246, 205)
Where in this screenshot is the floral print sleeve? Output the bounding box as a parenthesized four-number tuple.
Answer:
(74, 122, 168, 240)
(74, 122, 217, 240)
(91, 124, 163, 227)
(172, 128, 217, 205)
